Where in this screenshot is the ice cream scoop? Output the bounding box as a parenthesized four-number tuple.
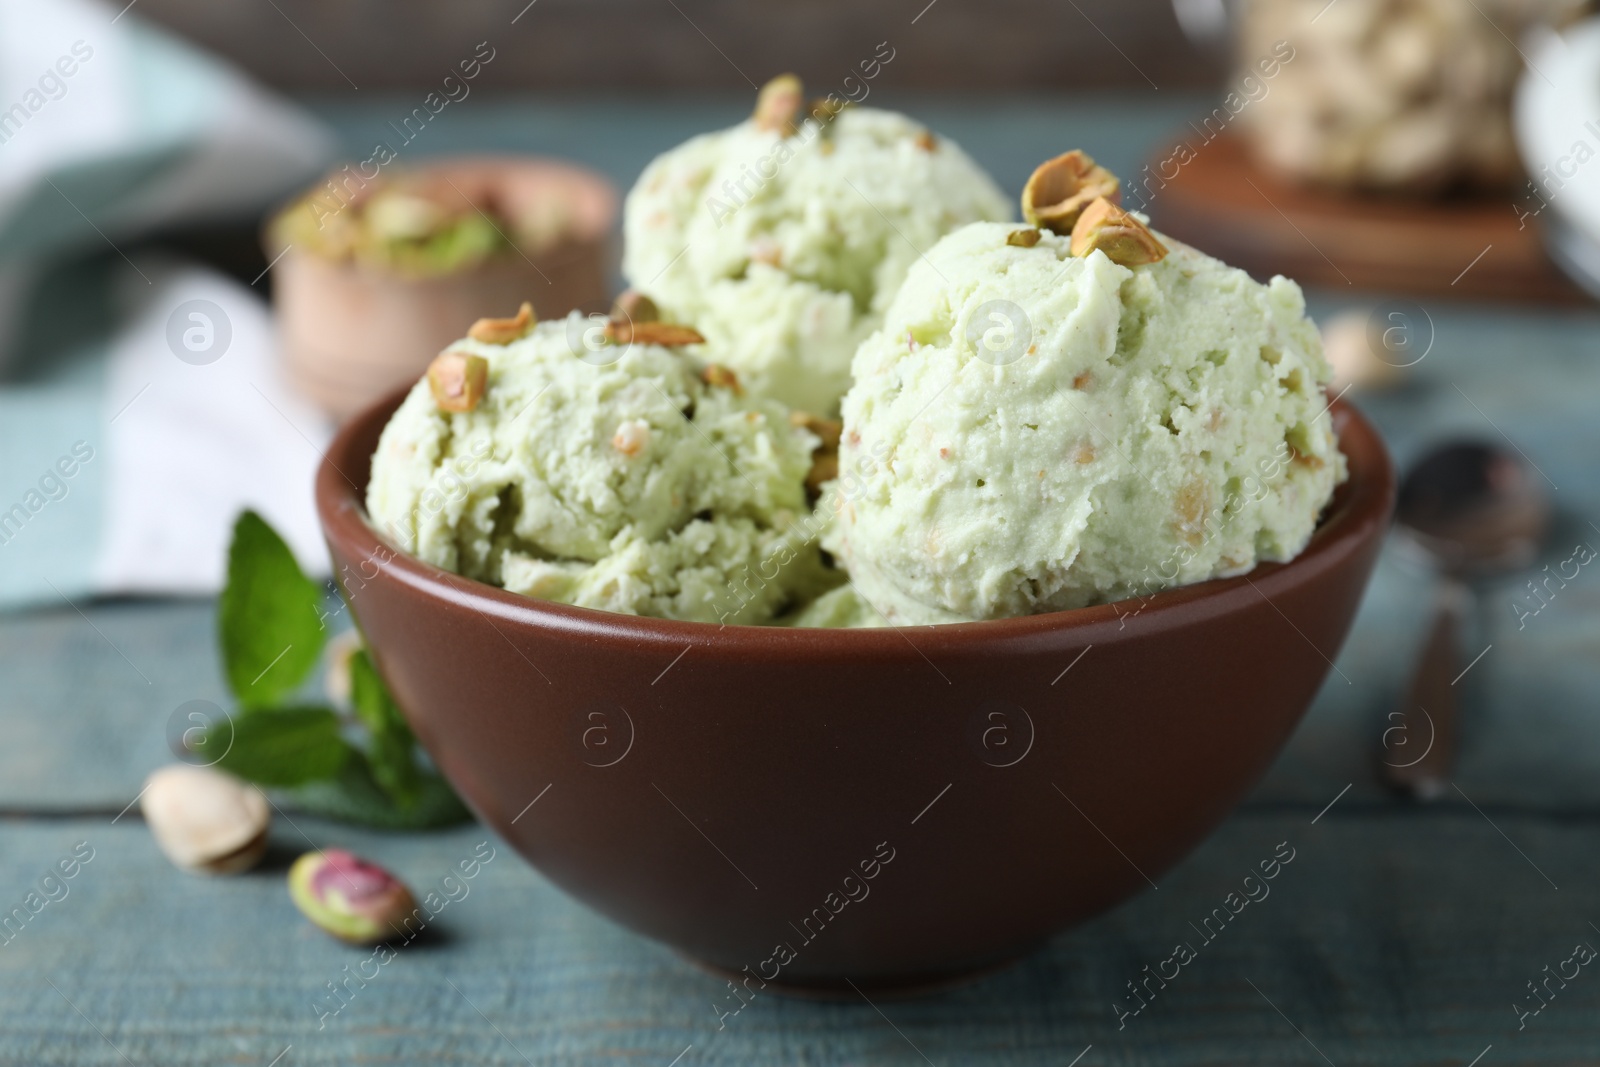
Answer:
(622, 75, 1010, 415)
(823, 154, 1347, 624)
(366, 307, 838, 625)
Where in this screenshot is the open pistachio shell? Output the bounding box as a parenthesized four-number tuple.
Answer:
(142, 765, 271, 875)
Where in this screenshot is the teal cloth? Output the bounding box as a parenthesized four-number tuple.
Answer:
(0, 22, 212, 264)
(0, 258, 116, 603)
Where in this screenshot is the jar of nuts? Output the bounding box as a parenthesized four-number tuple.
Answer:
(1233, 0, 1591, 193)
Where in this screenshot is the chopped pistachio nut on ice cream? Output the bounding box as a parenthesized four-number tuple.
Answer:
(823, 153, 1346, 624)
(622, 75, 1010, 416)
(367, 312, 840, 624)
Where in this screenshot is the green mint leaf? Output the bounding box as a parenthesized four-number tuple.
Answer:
(213, 705, 354, 786)
(218, 510, 327, 707)
(349, 649, 422, 807)
(283, 758, 471, 829)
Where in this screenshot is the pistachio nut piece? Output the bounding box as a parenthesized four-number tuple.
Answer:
(1021, 150, 1121, 234)
(466, 302, 535, 345)
(610, 289, 659, 326)
(611, 419, 651, 457)
(142, 765, 270, 875)
(791, 411, 843, 496)
(807, 451, 840, 496)
(808, 96, 849, 127)
(753, 74, 805, 136)
(700, 363, 743, 394)
(604, 321, 705, 347)
(288, 849, 418, 944)
(1069, 196, 1168, 267)
(427, 350, 490, 413)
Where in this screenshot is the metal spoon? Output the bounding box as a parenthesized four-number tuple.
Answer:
(1383, 440, 1551, 799)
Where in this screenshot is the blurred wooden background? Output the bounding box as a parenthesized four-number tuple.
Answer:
(134, 0, 1213, 91)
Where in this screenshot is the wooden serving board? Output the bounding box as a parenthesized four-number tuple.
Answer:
(1148, 131, 1591, 304)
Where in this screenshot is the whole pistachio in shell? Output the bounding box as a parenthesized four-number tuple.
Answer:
(142, 764, 271, 875)
(288, 849, 418, 944)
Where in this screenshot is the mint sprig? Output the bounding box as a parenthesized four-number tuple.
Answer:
(215, 705, 353, 786)
(218, 511, 324, 708)
(208, 510, 469, 829)
(348, 648, 422, 806)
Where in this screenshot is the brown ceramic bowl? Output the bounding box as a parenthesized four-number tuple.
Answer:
(317, 390, 1393, 994)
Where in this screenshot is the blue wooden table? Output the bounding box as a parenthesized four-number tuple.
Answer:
(3, 93, 1600, 1065)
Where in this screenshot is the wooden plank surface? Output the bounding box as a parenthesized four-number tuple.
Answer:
(1, 812, 1596, 1064)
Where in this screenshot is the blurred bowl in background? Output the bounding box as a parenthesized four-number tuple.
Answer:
(1515, 15, 1600, 298)
(268, 156, 616, 421)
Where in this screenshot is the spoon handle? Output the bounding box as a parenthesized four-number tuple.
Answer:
(1382, 579, 1468, 800)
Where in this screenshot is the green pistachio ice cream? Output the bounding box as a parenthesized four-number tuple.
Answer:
(368, 138, 1348, 630)
(822, 220, 1347, 625)
(623, 83, 1010, 416)
(366, 313, 838, 624)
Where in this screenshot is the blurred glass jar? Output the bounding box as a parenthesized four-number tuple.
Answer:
(1214, 0, 1591, 193)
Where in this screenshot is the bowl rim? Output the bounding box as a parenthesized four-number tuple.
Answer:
(317, 388, 1395, 658)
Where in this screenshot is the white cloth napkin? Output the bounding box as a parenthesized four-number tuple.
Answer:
(96, 262, 332, 596)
